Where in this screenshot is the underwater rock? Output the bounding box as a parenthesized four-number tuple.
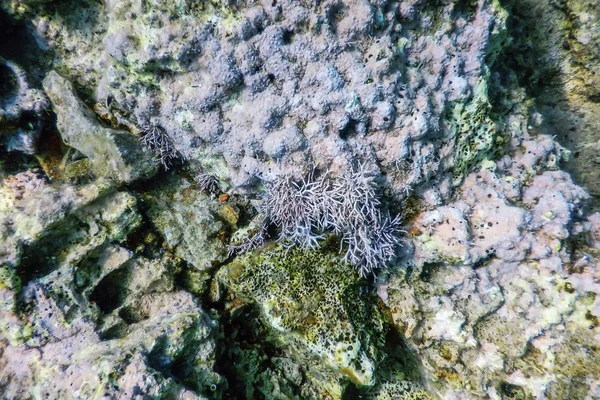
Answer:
(0, 285, 221, 399)
(42, 70, 157, 183)
(8, 0, 511, 194)
(0, 170, 139, 343)
(0, 57, 49, 155)
(494, 0, 600, 207)
(143, 176, 229, 272)
(217, 244, 404, 397)
(385, 144, 600, 398)
(0, 169, 223, 398)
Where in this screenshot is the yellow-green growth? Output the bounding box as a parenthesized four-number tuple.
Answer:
(447, 79, 506, 185)
(221, 244, 387, 388)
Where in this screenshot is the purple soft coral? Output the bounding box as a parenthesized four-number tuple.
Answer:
(237, 163, 404, 276)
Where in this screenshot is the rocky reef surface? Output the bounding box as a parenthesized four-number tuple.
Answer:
(0, 0, 599, 399)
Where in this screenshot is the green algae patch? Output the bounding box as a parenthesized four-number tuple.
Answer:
(446, 79, 507, 185)
(218, 244, 387, 390)
(484, 0, 510, 65)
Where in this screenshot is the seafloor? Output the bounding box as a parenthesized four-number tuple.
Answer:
(0, 0, 599, 399)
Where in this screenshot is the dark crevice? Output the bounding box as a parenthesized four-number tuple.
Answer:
(472, 253, 495, 269)
(118, 305, 147, 325)
(339, 119, 360, 141)
(214, 305, 290, 399)
(419, 261, 444, 283)
(146, 335, 173, 375)
(499, 381, 526, 399)
(147, 323, 222, 396)
(0, 9, 69, 178)
(73, 243, 112, 292)
(282, 29, 295, 44)
(122, 202, 166, 260)
(344, 322, 426, 399)
(0, 8, 53, 87)
(0, 61, 18, 102)
(494, 0, 600, 210)
(88, 264, 131, 313)
(18, 216, 89, 286)
(327, 3, 347, 34)
(0, 150, 39, 174)
(492, 0, 561, 100)
(98, 321, 128, 341)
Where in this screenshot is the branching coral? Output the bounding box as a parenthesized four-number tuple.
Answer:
(260, 172, 328, 250)
(197, 173, 220, 194)
(233, 164, 403, 276)
(140, 123, 183, 170)
(226, 225, 267, 257)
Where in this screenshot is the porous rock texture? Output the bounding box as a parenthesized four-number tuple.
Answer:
(390, 142, 600, 398)
(0, 0, 599, 399)
(2, 0, 510, 190)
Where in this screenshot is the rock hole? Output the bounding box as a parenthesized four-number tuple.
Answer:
(89, 265, 131, 313)
(282, 29, 295, 44)
(0, 61, 18, 107)
(339, 120, 359, 141)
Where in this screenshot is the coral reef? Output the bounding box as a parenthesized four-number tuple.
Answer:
(0, 0, 598, 398)
(140, 123, 184, 170)
(2, 0, 510, 194)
